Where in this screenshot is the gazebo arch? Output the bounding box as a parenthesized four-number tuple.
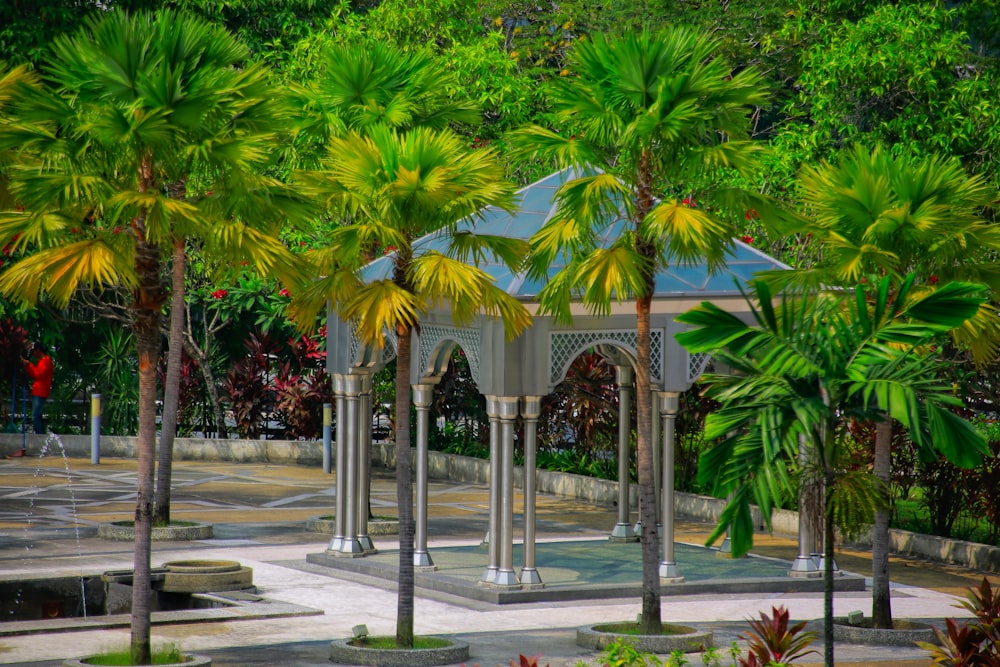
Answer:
(324, 167, 815, 587)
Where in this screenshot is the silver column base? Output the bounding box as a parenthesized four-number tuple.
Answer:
(327, 537, 344, 552)
(789, 555, 821, 578)
(414, 550, 436, 570)
(609, 522, 639, 543)
(479, 566, 498, 586)
(358, 535, 375, 553)
(493, 569, 521, 588)
(336, 538, 366, 557)
(519, 567, 544, 589)
(659, 561, 684, 583)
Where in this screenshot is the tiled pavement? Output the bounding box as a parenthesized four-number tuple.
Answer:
(0, 454, 995, 666)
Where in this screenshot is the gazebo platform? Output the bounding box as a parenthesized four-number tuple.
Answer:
(306, 538, 864, 605)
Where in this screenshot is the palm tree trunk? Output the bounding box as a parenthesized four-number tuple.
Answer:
(823, 466, 835, 667)
(395, 325, 415, 647)
(871, 418, 893, 628)
(130, 227, 164, 665)
(154, 238, 186, 525)
(636, 293, 661, 633)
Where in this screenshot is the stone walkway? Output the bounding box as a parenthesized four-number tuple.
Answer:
(0, 455, 994, 666)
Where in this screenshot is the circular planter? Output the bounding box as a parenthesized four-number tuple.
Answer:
(98, 521, 214, 542)
(160, 559, 253, 593)
(329, 637, 469, 667)
(577, 623, 713, 653)
(64, 654, 211, 667)
(832, 618, 938, 646)
(307, 515, 399, 535)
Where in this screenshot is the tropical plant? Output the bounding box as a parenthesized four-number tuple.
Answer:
(737, 606, 816, 667)
(771, 143, 1000, 629)
(509, 26, 772, 634)
(676, 275, 989, 667)
(0, 10, 302, 663)
(919, 578, 1000, 666)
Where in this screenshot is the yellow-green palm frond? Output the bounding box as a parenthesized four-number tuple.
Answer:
(573, 245, 649, 313)
(951, 303, 1000, 367)
(827, 468, 885, 541)
(327, 222, 408, 267)
(106, 188, 202, 243)
(446, 231, 528, 271)
(206, 220, 305, 285)
(554, 172, 630, 227)
(341, 279, 421, 347)
(0, 238, 134, 308)
(7, 169, 113, 213)
(642, 199, 731, 270)
(0, 62, 36, 109)
(286, 265, 363, 333)
(506, 124, 596, 168)
(829, 242, 899, 283)
(0, 208, 80, 250)
(410, 251, 532, 340)
(527, 209, 595, 279)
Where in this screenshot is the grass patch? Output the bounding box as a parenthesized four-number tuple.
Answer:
(317, 515, 396, 522)
(349, 636, 451, 650)
(592, 622, 696, 636)
(83, 645, 187, 665)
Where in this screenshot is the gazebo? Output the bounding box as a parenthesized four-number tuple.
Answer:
(324, 168, 820, 589)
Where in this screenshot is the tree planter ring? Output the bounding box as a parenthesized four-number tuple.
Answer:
(831, 618, 938, 646)
(97, 521, 214, 541)
(64, 654, 211, 667)
(307, 515, 399, 535)
(329, 637, 469, 666)
(577, 623, 713, 653)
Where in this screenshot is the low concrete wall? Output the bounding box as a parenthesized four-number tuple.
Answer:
(6, 433, 1000, 572)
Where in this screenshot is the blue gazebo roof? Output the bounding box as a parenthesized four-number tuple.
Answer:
(362, 167, 789, 299)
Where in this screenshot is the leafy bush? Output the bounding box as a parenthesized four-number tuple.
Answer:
(919, 578, 1000, 666)
(737, 606, 816, 667)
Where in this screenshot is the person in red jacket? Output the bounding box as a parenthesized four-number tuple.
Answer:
(23, 341, 54, 435)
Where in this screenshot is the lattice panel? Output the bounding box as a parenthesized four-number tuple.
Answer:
(688, 352, 710, 383)
(419, 325, 481, 386)
(550, 330, 663, 385)
(349, 326, 397, 366)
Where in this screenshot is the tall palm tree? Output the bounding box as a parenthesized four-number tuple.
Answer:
(0, 10, 302, 664)
(291, 125, 530, 647)
(509, 27, 771, 633)
(775, 144, 1000, 628)
(677, 275, 988, 667)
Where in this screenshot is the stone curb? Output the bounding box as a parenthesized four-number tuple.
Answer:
(305, 516, 399, 535)
(828, 619, 938, 647)
(63, 654, 211, 667)
(576, 623, 712, 653)
(329, 638, 469, 667)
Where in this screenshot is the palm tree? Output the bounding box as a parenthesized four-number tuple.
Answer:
(775, 144, 1000, 628)
(676, 275, 989, 667)
(0, 10, 302, 664)
(291, 125, 530, 647)
(509, 27, 771, 633)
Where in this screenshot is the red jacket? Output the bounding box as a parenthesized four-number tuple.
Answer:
(25, 354, 54, 399)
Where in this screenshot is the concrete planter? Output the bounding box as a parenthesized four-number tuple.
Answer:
(329, 637, 469, 667)
(97, 521, 214, 541)
(64, 655, 211, 667)
(576, 623, 712, 653)
(831, 618, 938, 646)
(306, 515, 399, 535)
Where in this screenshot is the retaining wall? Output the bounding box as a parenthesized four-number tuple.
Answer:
(4, 433, 998, 572)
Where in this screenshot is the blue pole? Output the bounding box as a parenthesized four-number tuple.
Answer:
(91, 394, 101, 465)
(322, 403, 333, 474)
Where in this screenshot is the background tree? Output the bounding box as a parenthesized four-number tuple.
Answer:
(677, 276, 988, 667)
(0, 10, 301, 663)
(510, 27, 772, 634)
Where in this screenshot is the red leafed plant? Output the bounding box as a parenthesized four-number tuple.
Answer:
(738, 605, 817, 667)
(918, 577, 1000, 666)
(510, 655, 547, 667)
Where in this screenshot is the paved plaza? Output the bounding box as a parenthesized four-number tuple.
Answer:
(0, 454, 993, 666)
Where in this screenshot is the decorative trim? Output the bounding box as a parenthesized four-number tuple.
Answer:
(419, 325, 481, 386)
(550, 330, 663, 385)
(688, 352, 709, 384)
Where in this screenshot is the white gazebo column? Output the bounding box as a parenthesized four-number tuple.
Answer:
(519, 396, 544, 588)
(480, 396, 500, 584)
(337, 373, 364, 556)
(610, 366, 637, 543)
(356, 371, 376, 553)
(658, 391, 683, 582)
(635, 388, 662, 537)
(412, 383, 436, 570)
(327, 374, 347, 553)
(494, 397, 521, 588)
(790, 435, 821, 577)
